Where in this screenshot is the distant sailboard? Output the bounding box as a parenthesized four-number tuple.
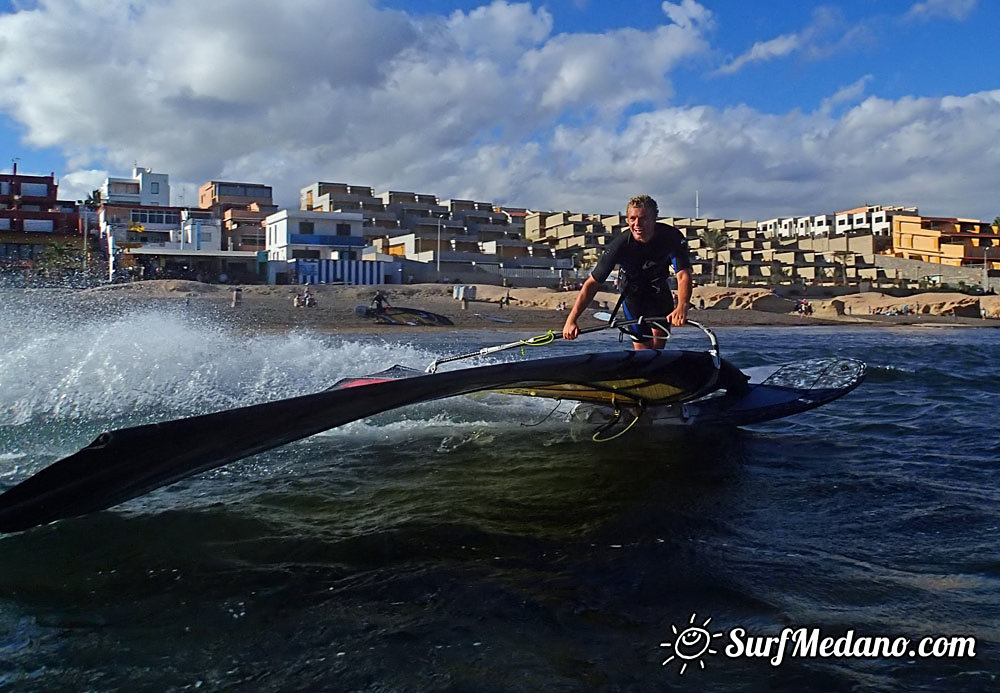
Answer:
(355, 306, 454, 326)
(474, 313, 514, 324)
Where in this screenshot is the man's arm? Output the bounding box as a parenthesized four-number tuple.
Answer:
(562, 275, 601, 340)
(668, 268, 691, 326)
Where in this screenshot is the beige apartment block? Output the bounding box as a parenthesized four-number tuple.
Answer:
(600, 214, 625, 232)
(480, 238, 537, 260)
(300, 182, 382, 211)
(379, 190, 439, 207)
(472, 223, 519, 241)
(442, 199, 489, 212)
(525, 212, 558, 243)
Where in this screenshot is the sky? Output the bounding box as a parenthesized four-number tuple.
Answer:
(0, 0, 998, 221)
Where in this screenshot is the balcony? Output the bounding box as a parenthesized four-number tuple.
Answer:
(288, 234, 366, 247)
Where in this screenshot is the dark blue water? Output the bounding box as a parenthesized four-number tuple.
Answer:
(0, 292, 998, 691)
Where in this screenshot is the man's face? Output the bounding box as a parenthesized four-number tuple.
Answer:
(626, 205, 656, 243)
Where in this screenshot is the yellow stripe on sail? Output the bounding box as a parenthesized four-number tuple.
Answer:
(494, 378, 691, 406)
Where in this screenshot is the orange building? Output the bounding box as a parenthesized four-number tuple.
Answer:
(891, 215, 1000, 270)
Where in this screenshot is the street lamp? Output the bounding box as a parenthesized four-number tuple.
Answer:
(78, 200, 87, 274)
(437, 216, 441, 276)
(984, 245, 994, 292)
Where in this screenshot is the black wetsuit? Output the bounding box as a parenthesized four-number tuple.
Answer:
(591, 223, 692, 340)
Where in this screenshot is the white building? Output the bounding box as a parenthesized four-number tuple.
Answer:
(811, 215, 834, 237)
(835, 205, 918, 237)
(176, 210, 222, 251)
(264, 209, 367, 262)
(100, 166, 170, 206)
(760, 218, 796, 238)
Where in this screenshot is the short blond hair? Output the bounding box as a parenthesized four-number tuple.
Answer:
(627, 194, 658, 217)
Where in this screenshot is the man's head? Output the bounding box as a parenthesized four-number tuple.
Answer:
(626, 194, 658, 243)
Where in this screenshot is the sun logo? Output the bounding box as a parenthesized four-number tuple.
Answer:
(660, 613, 723, 675)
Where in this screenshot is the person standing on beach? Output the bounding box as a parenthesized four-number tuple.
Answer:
(371, 289, 390, 315)
(562, 194, 692, 350)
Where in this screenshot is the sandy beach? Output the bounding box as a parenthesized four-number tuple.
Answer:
(71, 280, 1000, 334)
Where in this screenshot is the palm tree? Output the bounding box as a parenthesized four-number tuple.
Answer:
(769, 261, 790, 285)
(832, 250, 853, 286)
(993, 215, 1000, 231)
(85, 189, 102, 210)
(699, 229, 729, 285)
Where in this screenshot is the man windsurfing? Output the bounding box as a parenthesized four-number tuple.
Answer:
(562, 194, 692, 350)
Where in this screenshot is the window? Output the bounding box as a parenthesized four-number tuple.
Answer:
(336, 223, 351, 236)
(299, 221, 314, 235)
(20, 182, 48, 197)
(150, 182, 159, 194)
(110, 182, 140, 195)
(131, 210, 179, 225)
(24, 219, 54, 232)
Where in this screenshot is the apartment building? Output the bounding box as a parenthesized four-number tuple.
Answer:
(300, 182, 399, 234)
(0, 165, 80, 266)
(835, 205, 917, 237)
(290, 182, 557, 283)
(264, 209, 366, 262)
(108, 206, 257, 282)
(198, 181, 277, 251)
(97, 169, 261, 282)
(101, 167, 169, 206)
(891, 215, 1000, 268)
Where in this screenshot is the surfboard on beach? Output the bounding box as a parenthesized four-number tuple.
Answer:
(354, 305, 454, 326)
(474, 313, 514, 323)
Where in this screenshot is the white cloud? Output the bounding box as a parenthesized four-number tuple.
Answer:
(1, 0, 999, 223)
(716, 32, 800, 75)
(715, 7, 868, 75)
(446, 0, 553, 61)
(552, 89, 1000, 220)
(59, 169, 109, 202)
(0, 0, 717, 208)
(906, 0, 978, 21)
(661, 0, 715, 32)
(819, 75, 874, 115)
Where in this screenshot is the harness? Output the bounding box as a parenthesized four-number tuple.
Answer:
(620, 258, 672, 296)
(607, 258, 674, 333)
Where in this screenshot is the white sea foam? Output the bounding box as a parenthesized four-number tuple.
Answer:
(0, 294, 438, 426)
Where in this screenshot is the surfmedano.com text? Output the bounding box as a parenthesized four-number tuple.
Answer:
(725, 627, 976, 667)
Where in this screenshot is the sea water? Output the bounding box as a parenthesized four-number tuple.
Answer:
(0, 289, 997, 692)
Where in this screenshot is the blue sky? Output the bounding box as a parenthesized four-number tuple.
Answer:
(1, 0, 997, 221)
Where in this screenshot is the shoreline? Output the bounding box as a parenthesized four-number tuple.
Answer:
(15, 280, 1000, 334)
